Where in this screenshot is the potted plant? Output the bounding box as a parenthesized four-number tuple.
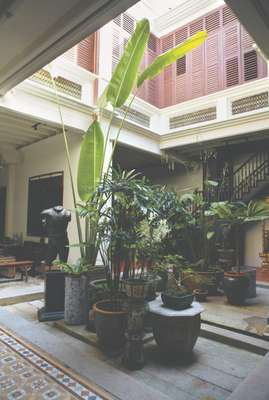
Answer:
(161, 267, 194, 310)
(50, 18, 207, 335)
(209, 200, 269, 305)
(157, 186, 223, 294)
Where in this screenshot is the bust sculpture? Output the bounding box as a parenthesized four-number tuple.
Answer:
(41, 205, 71, 265)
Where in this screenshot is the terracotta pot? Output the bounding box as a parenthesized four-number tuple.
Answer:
(93, 300, 127, 349)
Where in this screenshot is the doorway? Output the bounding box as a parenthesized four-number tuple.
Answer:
(0, 187, 6, 239)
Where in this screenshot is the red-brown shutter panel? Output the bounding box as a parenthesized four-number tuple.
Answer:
(223, 6, 241, 88)
(205, 11, 222, 93)
(77, 34, 96, 73)
(189, 19, 205, 99)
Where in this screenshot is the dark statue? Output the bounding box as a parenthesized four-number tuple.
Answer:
(41, 206, 71, 265)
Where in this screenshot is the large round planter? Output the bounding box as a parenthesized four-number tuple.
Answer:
(223, 272, 249, 305)
(161, 292, 194, 310)
(64, 274, 87, 325)
(93, 300, 127, 349)
(151, 313, 201, 357)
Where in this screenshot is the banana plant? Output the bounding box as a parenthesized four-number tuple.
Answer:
(74, 19, 208, 266)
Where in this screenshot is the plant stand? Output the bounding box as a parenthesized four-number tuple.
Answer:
(148, 296, 204, 358)
(123, 298, 145, 370)
(38, 270, 66, 322)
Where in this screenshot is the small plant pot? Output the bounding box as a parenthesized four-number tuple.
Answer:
(193, 289, 208, 302)
(223, 272, 249, 306)
(93, 300, 127, 349)
(124, 278, 148, 300)
(161, 292, 194, 310)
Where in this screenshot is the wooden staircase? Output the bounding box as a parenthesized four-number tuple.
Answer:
(232, 151, 269, 201)
(203, 150, 269, 202)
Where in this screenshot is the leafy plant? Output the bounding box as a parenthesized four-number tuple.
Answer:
(50, 18, 208, 279)
(209, 200, 269, 272)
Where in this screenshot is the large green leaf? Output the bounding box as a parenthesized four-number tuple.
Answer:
(77, 120, 104, 202)
(106, 18, 150, 108)
(137, 31, 208, 88)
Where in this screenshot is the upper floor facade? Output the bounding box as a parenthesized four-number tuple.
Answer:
(1, 0, 269, 156)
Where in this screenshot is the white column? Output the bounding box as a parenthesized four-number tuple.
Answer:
(5, 164, 16, 237)
(98, 23, 113, 98)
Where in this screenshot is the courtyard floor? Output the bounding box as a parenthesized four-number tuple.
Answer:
(202, 285, 269, 338)
(0, 300, 264, 400)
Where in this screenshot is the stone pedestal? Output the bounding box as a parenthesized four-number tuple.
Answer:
(148, 297, 204, 358)
(123, 300, 145, 370)
(38, 270, 66, 322)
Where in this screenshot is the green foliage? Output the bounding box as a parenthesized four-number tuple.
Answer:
(106, 19, 150, 108)
(77, 120, 104, 202)
(137, 31, 208, 87)
(54, 259, 90, 275)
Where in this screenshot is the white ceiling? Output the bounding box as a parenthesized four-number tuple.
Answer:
(129, 0, 188, 20)
(129, 0, 224, 35)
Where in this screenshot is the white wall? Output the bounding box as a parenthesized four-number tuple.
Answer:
(14, 132, 83, 262)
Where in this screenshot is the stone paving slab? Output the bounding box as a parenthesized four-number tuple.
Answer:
(0, 277, 44, 305)
(202, 287, 269, 338)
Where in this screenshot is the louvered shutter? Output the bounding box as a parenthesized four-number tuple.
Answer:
(160, 34, 175, 107)
(77, 34, 96, 72)
(223, 6, 241, 88)
(189, 19, 205, 99)
(205, 11, 222, 94)
(61, 47, 76, 63)
(175, 27, 188, 103)
(112, 28, 121, 72)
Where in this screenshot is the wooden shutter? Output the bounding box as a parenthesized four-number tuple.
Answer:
(77, 34, 96, 72)
(223, 7, 240, 88)
(61, 47, 76, 63)
(122, 13, 135, 35)
(112, 28, 121, 72)
(205, 11, 222, 94)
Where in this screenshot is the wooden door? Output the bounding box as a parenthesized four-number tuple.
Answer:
(0, 187, 6, 240)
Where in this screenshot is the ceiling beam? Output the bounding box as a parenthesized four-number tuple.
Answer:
(0, 0, 139, 95)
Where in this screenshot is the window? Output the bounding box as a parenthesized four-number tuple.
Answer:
(27, 172, 63, 237)
(226, 57, 239, 87)
(177, 56, 186, 76)
(244, 50, 258, 81)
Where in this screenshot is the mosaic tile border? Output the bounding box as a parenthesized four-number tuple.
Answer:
(0, 327, 108, 400)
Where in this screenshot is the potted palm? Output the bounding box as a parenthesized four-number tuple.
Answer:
(210, 200, 269, 305)
(50, 18, 207, 337)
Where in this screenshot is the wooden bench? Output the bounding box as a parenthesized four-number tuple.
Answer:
(0, 260, 33, 282)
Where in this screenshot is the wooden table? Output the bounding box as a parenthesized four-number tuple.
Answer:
(0, 259, 33, 282)
(148, 297, 204, 357)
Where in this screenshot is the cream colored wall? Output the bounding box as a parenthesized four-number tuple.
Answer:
(14, 132, 83, 262)
(244, 222, 263, 268)
(143, 163, 203, 194)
